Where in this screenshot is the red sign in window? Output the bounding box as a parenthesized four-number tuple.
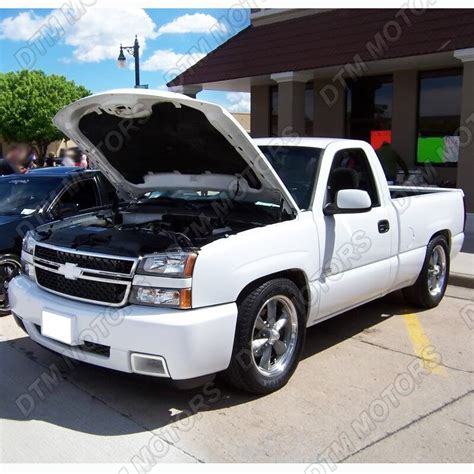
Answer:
(371, 130, 392, 151)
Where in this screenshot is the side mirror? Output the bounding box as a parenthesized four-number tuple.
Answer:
(324, 189, 372, 215)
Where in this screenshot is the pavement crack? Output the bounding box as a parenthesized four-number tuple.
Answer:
(341, 390, 474, 462)
(353, 337, 473, 375)
(452, 419, 474, 429)
(445, 294, 474, 302)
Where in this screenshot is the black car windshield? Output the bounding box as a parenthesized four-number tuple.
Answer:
(0, 176, 61, 216)
(258, 146, 323, 209)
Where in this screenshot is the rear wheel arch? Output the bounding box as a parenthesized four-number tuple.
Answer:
(430, 229, 451, 251)
(403, 233, 450, 309)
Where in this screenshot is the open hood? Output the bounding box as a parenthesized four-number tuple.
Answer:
(53, 89, 299, 212)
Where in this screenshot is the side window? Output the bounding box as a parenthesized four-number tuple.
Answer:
(55, 179, 100, 215)
(97, 174, 118, 205)
(326, 148, 380, 206)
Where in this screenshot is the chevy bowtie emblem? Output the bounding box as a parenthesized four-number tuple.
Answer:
(59, 262, 83, 281)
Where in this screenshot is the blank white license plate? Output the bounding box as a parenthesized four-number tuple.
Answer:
(42, 311, 75, 345)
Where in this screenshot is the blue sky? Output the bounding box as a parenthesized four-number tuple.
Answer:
(0, 8, 251, 111)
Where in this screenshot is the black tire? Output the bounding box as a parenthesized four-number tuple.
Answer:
(403, 235, 450, 309)
(0, 254, 21, 317)
(223, 278, 306, 395)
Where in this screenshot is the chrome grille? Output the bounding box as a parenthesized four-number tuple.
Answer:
(35, 245, 134, 275)
(36, 268, 128, 305)
(32, 244, 136, 306)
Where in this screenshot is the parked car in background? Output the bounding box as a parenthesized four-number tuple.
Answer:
(0, 167, 115, 315)
(9, 90, 466, 394)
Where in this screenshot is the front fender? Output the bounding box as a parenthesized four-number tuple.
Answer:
(191, 214, 319, 308)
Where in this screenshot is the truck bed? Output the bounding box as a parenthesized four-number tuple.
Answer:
(389, 185, 462, 199)
(389, 185, 465, 256)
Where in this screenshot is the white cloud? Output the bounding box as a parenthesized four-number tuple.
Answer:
(157, 13, 226, 36)
(0, 11, 45, 41)
(141, 49, 206, 72)
(0, 8, 158, 63)
(226, 92, 250, 113)
(64, 9, 158, 62)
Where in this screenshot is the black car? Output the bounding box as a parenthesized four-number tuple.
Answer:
(0, 167, 115, 315)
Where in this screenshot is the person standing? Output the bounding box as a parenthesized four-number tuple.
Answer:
(61, 149, 76, 167)
(0, 143, 31, 175)
(376, 142, 410, 183)
(79, 153, 88, 169)
(45, 152, 56, 167)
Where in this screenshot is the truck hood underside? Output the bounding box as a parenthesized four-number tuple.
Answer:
(53, 89, 299, 212)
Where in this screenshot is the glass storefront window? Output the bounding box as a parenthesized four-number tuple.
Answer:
(417, 70, 462, 166)
(305, 83, 314, 137)
(270, 85, 278, 137)
(345, 76, 393, 150)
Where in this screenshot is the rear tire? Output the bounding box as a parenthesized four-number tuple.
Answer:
(403, 235, 449, 309)
(223, 278, 306, 395)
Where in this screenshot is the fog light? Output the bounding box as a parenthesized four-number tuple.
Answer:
(131, 353, 170, 377)
(130, 287, 191, 309)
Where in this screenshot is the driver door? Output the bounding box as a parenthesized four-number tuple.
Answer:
(313, 146, 395, 320)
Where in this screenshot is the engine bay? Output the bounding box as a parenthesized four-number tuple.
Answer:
(35, 199, 291, 258)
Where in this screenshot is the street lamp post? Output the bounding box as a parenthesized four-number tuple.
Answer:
(117, 36, 147, 88)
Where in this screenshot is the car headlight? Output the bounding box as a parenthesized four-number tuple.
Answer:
(130, 287, 192, 309)
(138, 253, 197, 278)
(22, 231, 36, 255)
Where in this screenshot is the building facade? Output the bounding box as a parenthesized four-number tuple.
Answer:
(168, 8, 474, 212)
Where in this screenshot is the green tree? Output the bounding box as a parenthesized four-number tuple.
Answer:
(0, 70, 90, 156)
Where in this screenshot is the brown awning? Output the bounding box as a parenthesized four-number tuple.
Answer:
(168, 9, 474, 87)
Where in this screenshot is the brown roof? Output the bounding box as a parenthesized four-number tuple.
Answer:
(168, 9, 474, 87)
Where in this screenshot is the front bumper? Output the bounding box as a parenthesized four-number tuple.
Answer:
(9, 275, 238, 380)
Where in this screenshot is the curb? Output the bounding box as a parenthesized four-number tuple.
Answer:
(449, 273, 474, 289)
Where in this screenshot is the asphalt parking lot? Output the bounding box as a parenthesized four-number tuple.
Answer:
(0, 286, 472, 465)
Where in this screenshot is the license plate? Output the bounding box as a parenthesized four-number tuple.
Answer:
(41, 311, 75, 345)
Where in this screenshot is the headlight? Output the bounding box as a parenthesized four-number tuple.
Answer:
(130, 287, 192, 309)
(138, 253, 197, 278)
(22, 231, 36, 255)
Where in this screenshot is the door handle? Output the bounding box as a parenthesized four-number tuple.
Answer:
(378, 220, 390, 233)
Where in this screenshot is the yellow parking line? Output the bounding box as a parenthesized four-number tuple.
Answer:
(402, 313, 447, 376)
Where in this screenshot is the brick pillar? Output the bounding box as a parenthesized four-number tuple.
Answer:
(313, 78, 345, 138)
(250, 85, 271, 137)
(271, 71, 311, 136)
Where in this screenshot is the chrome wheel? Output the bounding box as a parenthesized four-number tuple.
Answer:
(427, 245, 447, 297)
(251, 295, 298, 376)
(0, 257, 21, 311)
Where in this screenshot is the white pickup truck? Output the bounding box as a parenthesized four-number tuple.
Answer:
(9, 90, 465, 394)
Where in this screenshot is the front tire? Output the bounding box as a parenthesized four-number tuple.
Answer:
(403, 235, 450, 309)
(224, 278, 306, 394)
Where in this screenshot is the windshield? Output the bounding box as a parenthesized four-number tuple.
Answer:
(0, 177, 60, 216)
(258, 146, 323, 209)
